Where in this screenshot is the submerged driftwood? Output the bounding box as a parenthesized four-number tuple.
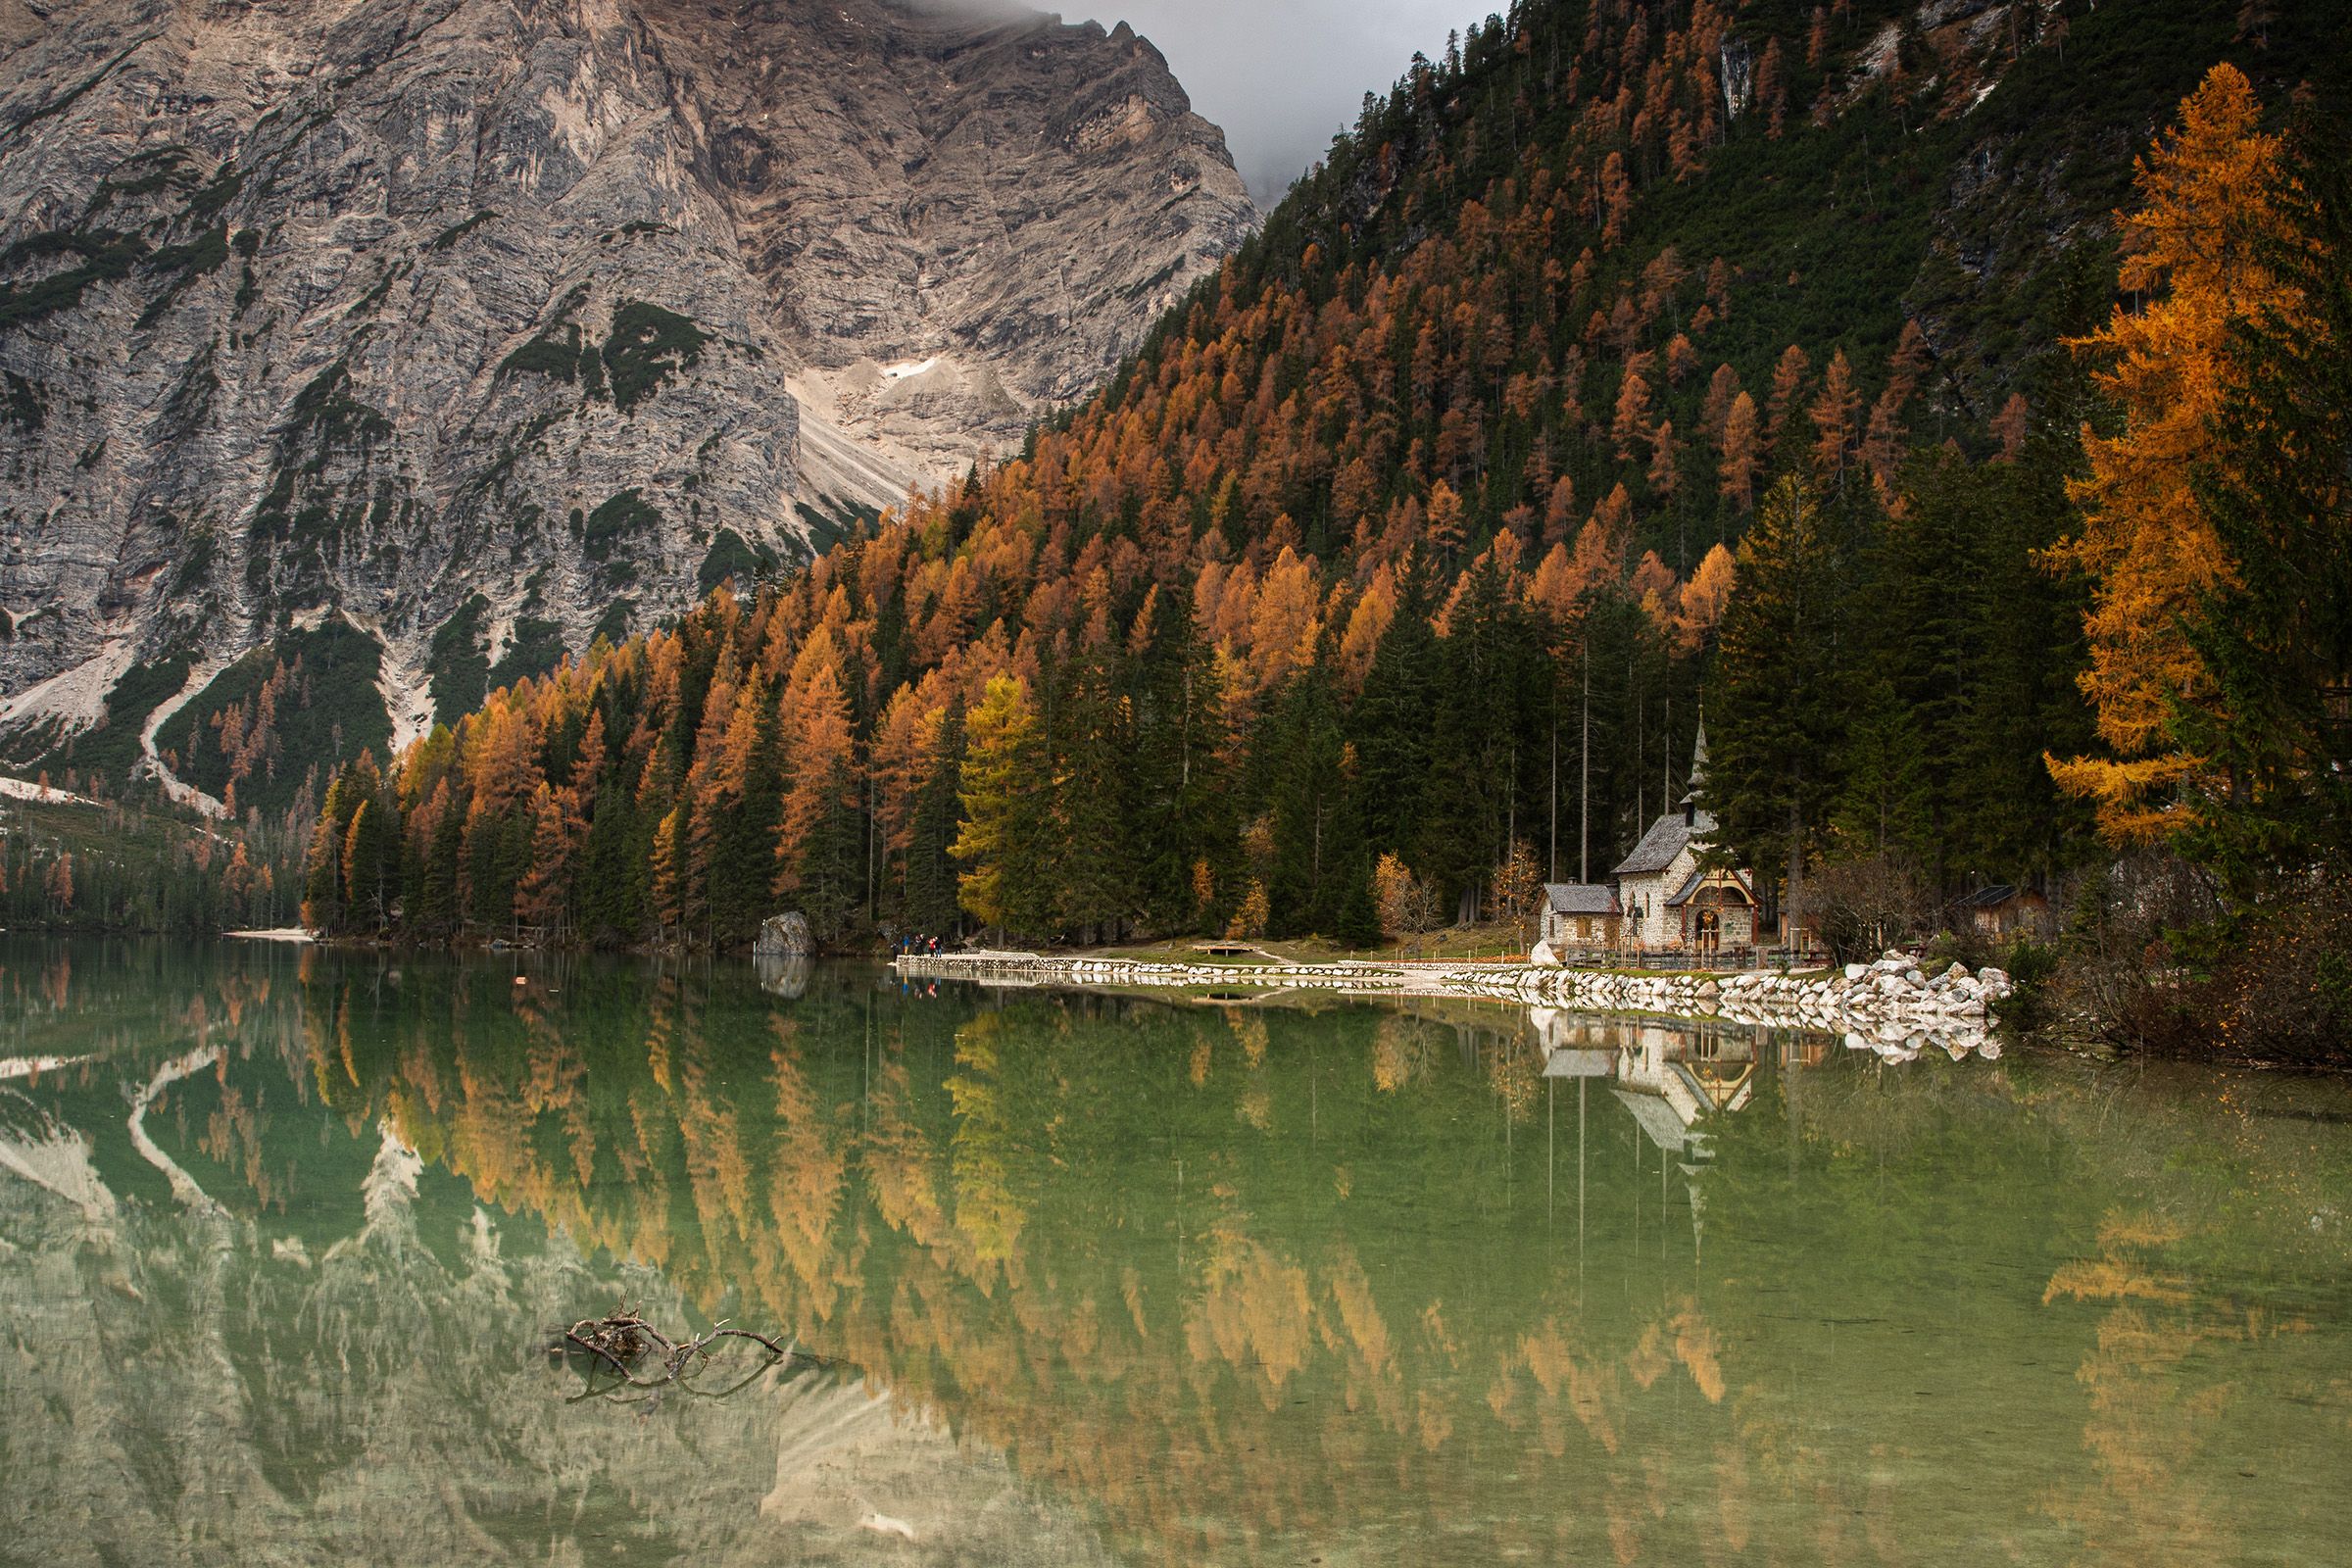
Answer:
(552, 1307, 825, 1392)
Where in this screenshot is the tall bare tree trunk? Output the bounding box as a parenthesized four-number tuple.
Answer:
(1549, 712, 1559, 883)
(1785, 801, 1805, 957)
(1580, 642, 1591, 883)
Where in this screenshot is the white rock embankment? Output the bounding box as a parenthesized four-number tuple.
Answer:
(892, 949, 2012, 1057)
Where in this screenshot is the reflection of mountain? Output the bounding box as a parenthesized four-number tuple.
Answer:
(0, 1180, 1114, 1565)
(3, 943, 2349, 1566)
(0, 952, 1116, 1566)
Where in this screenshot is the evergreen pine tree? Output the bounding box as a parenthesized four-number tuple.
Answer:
(1128, 585, 1233, 931)
(1349, 560, 1443, 867)
(300, 773, 350, 932)
(904, 701, 967, 937)
(1707, 474, 1853, 950)
(341, 795, 400, 930)
(1263, 657, 1355, 935)
(422, 783, 465, 937)
(1054, 645, 1135, 943)
(1334, 866, 1383, 950)
(2180, 111, 2352, 893)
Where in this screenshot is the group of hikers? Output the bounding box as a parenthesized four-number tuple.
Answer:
(895, 933, 945, 957)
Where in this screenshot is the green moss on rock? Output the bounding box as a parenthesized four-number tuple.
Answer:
(602, 300, 709, 413)
(583, 488, 661, 562)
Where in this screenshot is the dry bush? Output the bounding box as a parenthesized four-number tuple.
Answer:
(2201, 874, 2352, 1063)
(1811, 850, 1934, 961)
(2045, 853, 2222, 1054)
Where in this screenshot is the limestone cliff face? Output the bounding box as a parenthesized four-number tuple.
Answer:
(0, 0, 1254, 759)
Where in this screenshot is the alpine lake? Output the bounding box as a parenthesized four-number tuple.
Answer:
(1, 938, 2347, 1566)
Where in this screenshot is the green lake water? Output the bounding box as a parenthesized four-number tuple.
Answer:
(0, 939, 2346, 1565)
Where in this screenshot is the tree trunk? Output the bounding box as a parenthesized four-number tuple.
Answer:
(1580, 642, 1591, 884)
(1784, 802, 1805, 958)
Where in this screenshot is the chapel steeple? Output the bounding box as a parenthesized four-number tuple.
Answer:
(1681, 713, 1709, 826)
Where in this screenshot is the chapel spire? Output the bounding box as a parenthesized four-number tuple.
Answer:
(1682, 711, 1709, 824)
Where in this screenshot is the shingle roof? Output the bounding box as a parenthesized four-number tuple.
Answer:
(1955, 884, 2021, 908)
(1545, 883, 1620, 915)
(1612, 1088, 1697, 1153)
(1612, 813, 1692, 877)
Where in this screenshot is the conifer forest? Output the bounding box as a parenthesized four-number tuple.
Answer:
(7, 5, 2352, 1565)
(5, 0, 2348, 1057)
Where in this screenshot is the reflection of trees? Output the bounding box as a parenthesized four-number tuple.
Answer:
(292, 970, 1874, 1564)
(945, 1014, 1027, 1269)
(2034, 1102, 2352, 1568)
(1187, 1216, 1314, 1407)
(0, 948, 1120, 1567)
(13, 946, 2347, 1567)
(766, 1016, 851, 1314)
(1706, 1048, 2352, 1568)
(1369, 1011, 1429, 1093)
(2040, 1215, 2230, 1567)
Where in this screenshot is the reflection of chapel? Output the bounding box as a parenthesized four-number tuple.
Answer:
(1536, 1011, 1756, 1263)
(1611, 720, 1758, 954)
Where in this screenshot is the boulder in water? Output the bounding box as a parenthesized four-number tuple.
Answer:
(755, 912, 813, 957)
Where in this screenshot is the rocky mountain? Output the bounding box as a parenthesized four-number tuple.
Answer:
(0, 0, 1255, 780)
(345, 0, 2342, 955)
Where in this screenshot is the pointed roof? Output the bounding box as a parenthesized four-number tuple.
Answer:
(1620, 714, 1726, 879)
(1680, 713, 1709, 808)
(1664, 867, 1756, 907)
(1613, 1088, 1699, 1153)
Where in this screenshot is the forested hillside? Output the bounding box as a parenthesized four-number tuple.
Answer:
(0, 780, 301, 935)
(289, 0, 2346, 1027)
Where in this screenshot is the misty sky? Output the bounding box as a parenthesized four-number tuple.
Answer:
(1067, 2, 1480, 205)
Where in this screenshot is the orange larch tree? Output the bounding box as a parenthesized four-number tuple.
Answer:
(1717, 390, 1760, 512)
(2045, 63, 2291, 844)
(1763, 344, 1811, 455)
(1808, 348, 1861, 479)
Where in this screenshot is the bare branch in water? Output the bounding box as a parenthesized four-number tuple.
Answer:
(550, 1307, 829, 1395)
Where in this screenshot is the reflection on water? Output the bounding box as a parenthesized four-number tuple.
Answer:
(1, 941, 2348, 1567)
(756, 950, 814, 1000)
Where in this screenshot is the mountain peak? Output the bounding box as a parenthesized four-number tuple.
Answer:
(0, 0, 1255, 763)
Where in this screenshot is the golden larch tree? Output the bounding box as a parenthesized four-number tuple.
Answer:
(2045, 63, 2291, 843)
(1717, 391, 1760, 512)
(1808, 348, 1861, 478)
